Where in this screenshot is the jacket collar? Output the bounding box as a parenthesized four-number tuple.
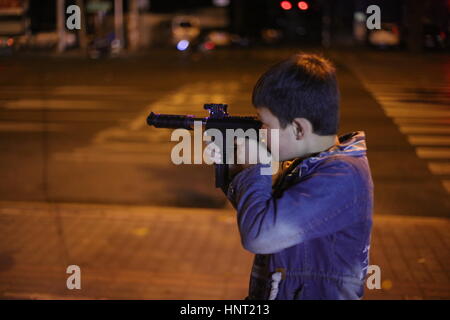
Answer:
(279, 131, 367, 177)
(306, 131, 367, 163)
(272, 131, 366, 197)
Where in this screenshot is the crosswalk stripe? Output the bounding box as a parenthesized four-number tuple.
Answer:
(128, 81, 240, 131)
(53, 152, 173, 164)
(2, 99, 119, 110)
(50, 86, 146, 95)
(428, 162, 450, 175)
(394, 118, 450, 125)
(360, 79, 450, 194)
(53, 81, 243, 164)
(416, 147, 450, 159)
(408, 135, 450, 146)
(0, 122, 66, 132)
(381, 103, 449, 111)
(75, 142, 169, 153)
(399, 126, 450, 135)
(442, 181, 450, 194)
(384, 108, 450, 118)
(1, 83, 244, 165)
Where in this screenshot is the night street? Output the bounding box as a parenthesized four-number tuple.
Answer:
(1, 49, 449, 215)
(1, 48, 449, 300)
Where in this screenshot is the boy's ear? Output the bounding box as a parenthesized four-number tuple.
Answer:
(292, 118, 312, 140)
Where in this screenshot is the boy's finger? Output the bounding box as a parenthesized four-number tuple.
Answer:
(236, 137, 246, 146)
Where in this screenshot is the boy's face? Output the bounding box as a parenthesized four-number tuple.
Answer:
(257, 107, 306, 161)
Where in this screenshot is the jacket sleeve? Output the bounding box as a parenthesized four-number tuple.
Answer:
(226, 160, 361, 254)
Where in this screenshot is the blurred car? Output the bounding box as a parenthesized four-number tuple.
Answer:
(197, 31, 250, 52)
(423, 23, 447, 50)
(87, 32, 115, 59)
(368, 23, 400, 48)
(0, 35, 16, 55)
(0, 5, 25, 55)
(32, 32, 58, 48)
(20, 32, 77, 50)
(171, 16, 201, 48)
(194, 30, 231, 52)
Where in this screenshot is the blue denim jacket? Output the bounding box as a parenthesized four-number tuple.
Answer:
(226, 131, 374, 300)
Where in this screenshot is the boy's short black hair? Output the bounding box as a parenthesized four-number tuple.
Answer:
(252, 53, 340, 135)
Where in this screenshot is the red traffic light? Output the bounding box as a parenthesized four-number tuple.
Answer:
(298, 1, 309, 10)
(280, 1, 292, 10)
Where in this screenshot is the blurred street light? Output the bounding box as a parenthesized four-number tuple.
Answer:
(298, 1, 309, 11)
(213, 0, 230, 7)
(176, 39, 189, 51)
(280, 1, 292, 11)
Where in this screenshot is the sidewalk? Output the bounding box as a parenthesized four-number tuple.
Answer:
(0, 201, 448, 300)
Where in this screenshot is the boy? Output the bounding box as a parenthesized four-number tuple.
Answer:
(219, 53, 374, 300)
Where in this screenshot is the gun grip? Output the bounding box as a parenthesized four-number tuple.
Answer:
(215, 163, 229, 194)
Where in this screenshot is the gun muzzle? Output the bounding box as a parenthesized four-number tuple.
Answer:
(147, 112, 202, 130)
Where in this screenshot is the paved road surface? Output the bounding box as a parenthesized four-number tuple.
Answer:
(1, 48, 448, 216)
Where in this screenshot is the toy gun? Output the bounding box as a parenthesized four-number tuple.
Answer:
(147, 104, 262, 193)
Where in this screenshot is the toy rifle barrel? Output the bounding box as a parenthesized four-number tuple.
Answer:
(147, 112, 205, 130)
(147, 112, 262, 131)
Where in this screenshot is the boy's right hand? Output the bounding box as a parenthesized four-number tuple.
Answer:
(204, 133, 272, 176)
